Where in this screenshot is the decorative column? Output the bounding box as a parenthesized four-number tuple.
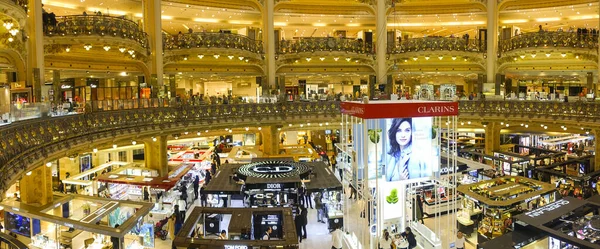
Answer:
(263, 0, 276, 95)
(592, 129, 600, 171)
(486, 0, 498, 94)
(20, 166, 53, 205)
(484, 122, 501, 156)
(143, 135, 168, 177)
(26, 0, 44, 102)
(376, 0, 387, 95)
(143, 0, 163, 98)
(260, 126, 279, 155)
(169, 74, 176, 98)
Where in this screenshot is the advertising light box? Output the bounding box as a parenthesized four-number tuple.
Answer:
(343, 101, 455, 220)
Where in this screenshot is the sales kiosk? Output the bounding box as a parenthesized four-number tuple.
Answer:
(204, 158, 343, 229)
(173, 207, 299, 249)
(0, 194, 153, 249)
(509, 197, 600, 249)
(456, 176, 557, 247)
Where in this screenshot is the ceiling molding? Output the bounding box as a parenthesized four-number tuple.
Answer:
(275, 1, 375, 15)
(164, 63, 265, 75)
(389, 2, 486, 15)
(45, 56, 148, 74)
(163, 0, 263, 12)
(276, 64, 375, 74)
(499, 0, 596, 11)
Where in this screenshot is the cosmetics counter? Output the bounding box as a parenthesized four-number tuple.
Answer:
(456, 176, 557, 247)
(174, 207, 299, 249)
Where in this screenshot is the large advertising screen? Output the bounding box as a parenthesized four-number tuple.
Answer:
(377, 117, 439, 220)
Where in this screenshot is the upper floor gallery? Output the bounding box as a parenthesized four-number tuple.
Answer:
(0, 0, 598, 84)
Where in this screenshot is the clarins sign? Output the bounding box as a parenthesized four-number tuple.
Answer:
(341, 101, 459, 119)
(417, 105, 456, 115)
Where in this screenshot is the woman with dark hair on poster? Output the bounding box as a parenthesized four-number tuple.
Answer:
(385, 118, 429, 181)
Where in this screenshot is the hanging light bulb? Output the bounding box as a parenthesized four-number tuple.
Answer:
(128, 49, 135, 55)
(8, 28, 18, 36)
(3, 21, 13, 30)
(65, 46, 71, 52)
(183, 56, 188, 60)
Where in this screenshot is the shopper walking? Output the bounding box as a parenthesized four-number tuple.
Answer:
(402, 227, 417, 249)
(193, 175, 200, 200)
(143, 187, 150, 202)
(315, 193, 325, 223)
(331, 227, 343, 249)
(294, 210, 303, 243)
(199, 186, 208, 207)
(297, 186, 306, 207)
(174, 205, 185, 235)
(456, 231, 465, 249)
(167, 214, 176, 240)
(305, 190, 313, 209)
(300, 207, 308, 239)
(378, 231, 393, 249)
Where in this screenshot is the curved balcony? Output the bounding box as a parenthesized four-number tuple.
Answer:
(277, 37, 373, 55)
(499, 31, 598, 54)
(0, 101, 340, 194)
(44, 15, 149, 50)
(163, 32, 264, 54)
(388, 37, 484, 54)
(4, 100, 600, 196)
(4, 0, 27, 11)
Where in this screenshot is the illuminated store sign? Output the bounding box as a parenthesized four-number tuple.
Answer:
(525, 199, 569, 218)
(224, 246, 248, 249)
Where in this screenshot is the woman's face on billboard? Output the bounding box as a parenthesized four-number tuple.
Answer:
(395, 120, 412, 147)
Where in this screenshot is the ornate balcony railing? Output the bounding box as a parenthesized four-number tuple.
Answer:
(163, 32, 264, 54)
(459, 100, 600, 120)
(388, 37, 484, 54)
(499, 31, 598, 53)
(277, 37, 374, 55)
(5, 0, 27, 11)
(5, 99, 600, 194)
(44, 15, 149, 49)
(0, 101, 340, 192)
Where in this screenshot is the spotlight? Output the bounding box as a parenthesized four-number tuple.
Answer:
(113, 144, 117, 149)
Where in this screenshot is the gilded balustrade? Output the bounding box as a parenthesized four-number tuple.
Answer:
(499, 31, 598, 53)
(4, 0, 27, 11)
(0, 101, 340, 191)
(44, 15, 149, 49)
(163, 32, 264, 54)
(4, 100, 600, 193)
(388, 37, 484, 54)
(277, 37, 374, 55)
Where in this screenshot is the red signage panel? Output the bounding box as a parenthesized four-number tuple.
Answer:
(340, 101, 459, 119)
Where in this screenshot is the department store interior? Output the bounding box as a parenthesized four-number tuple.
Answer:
(2, 0, 600, 249)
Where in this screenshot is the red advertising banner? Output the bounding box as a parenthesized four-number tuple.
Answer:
(340, 101, 459, 119)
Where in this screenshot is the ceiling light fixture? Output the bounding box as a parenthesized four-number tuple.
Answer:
(84, 44, 92, 50)
(519, 55, 525, 59)
(238, 56, 244, 60)
(346, 58, 351, 62)
(198, 54, 204, 59)
(152, 137, 157, 142)
(545, 53, 551, 57)
(103, 45, 110, 51)
(93, 148, 98, 153)
(131, 140, 137, 145)
(119, 47, 126, 53)
(258, 127, 262, 130)
(46, 162, 52, 167)
(113, 144, 117, 149)
(333, 57, 339, 61)
(319, 57, 325, 61)
(561, 53, 566, 57)
(438, 56, 443, 60)
(8, 28, 18, 36)
(412, 57, 418, 61)
(306, 57, 312, 62)
(451, 56, 457, 60)
(228, 55, 234, 60)
(65, 46, 71, 52)
(424, 56, 430, 60)
(214, 54, 220, 59)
